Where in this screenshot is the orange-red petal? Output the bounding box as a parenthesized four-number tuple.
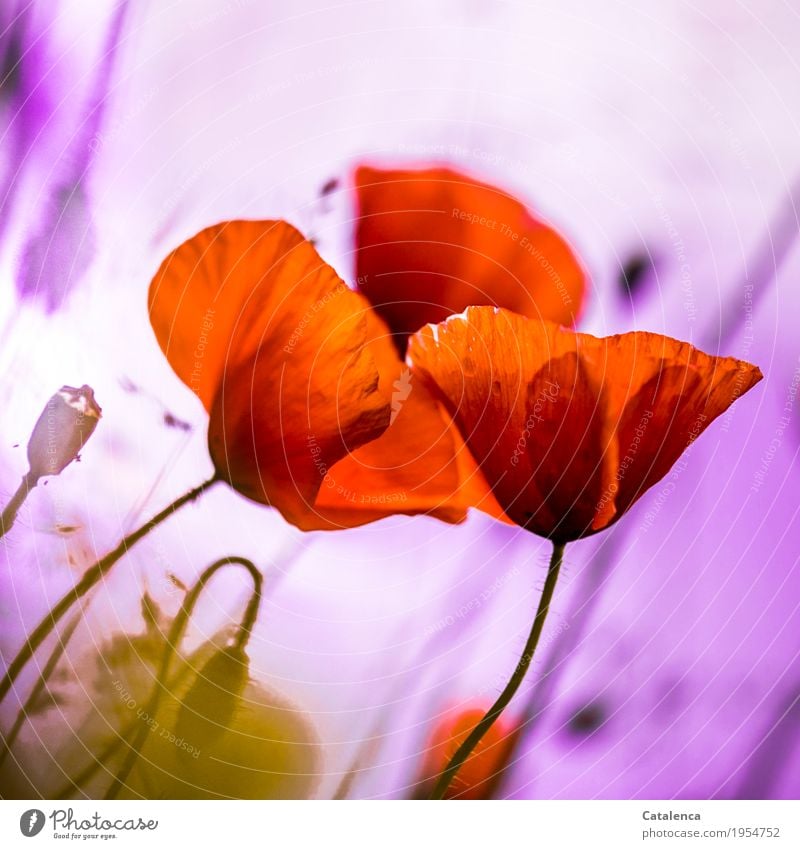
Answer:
(150, 220, 502, 531)
(421, 707, 519, 799)
(408, 306, 762, 541)
(303, 311, 508, 529)
(588, 332, 764, 522)
(149, 220, 391, 524)
(353, 165, 585, 347)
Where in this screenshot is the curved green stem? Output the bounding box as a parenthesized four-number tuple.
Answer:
(54, 553, 272, 799)
(57, 549, 307, 799)
(0, 476, 219, 706)
(430, 540, 566, 800)
(104, 556, 262, 800)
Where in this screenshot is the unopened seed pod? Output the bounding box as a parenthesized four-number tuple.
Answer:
(26, 385, 101, 481)
(174, 645, 249, 751)
(124, 679, 320, 799)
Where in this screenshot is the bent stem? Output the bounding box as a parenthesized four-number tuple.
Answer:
(430, 540, 566, 800)
(0, 476, 219, 707)
(55, 549, 300, 799)
(105, 556, 262, 799)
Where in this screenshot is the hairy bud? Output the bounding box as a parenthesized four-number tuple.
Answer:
(27, 385, 101, 481)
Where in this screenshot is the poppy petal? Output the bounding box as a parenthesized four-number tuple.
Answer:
(353, 165, 585, 347)
(149, 220, 391, 522)
(306, 311, 507, 529)
(408, 308, 610, 538)
(150, 220, 365, 411)
(409, 306, 762, 541)
(593, 333, 763, 521)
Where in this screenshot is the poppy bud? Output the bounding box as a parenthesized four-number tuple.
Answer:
(173, 645, 249, 754)
(124, 679, 320, 799)
(26, 385, 101, 481)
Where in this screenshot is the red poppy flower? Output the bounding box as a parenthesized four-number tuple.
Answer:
(408, 306, 763, 542)
(421, 707, 519, 799)
(353, 165, 585, 349)
(149, 220, 499, 530)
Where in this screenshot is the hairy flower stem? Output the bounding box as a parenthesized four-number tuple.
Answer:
(430, 540, 566, 800)
(0, 471, 38, 540)
(105, 556, 262, 799)
(0, 477, 219, 706)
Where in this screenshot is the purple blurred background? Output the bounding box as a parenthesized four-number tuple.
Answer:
(0, 0, 797, 799)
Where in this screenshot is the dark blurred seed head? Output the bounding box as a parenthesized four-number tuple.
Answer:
(320, 177, 339, 197)
(567, 702, 607, 735)
(0, 30, 23, 98)
(619, 253, 652, 299)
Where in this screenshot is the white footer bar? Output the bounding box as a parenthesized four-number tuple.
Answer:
(1, 799, 797, 848)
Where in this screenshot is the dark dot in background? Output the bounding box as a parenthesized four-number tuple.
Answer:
(0, 32, 23, 98)
(567, 702, 607, 735)
(163, 411, 192, 432)
(618, 253, 652, 299)
(320, 177, 339, 197)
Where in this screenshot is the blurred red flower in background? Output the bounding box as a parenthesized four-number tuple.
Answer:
(420, 707, 520, 799)
(353, 165, 585, 349)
